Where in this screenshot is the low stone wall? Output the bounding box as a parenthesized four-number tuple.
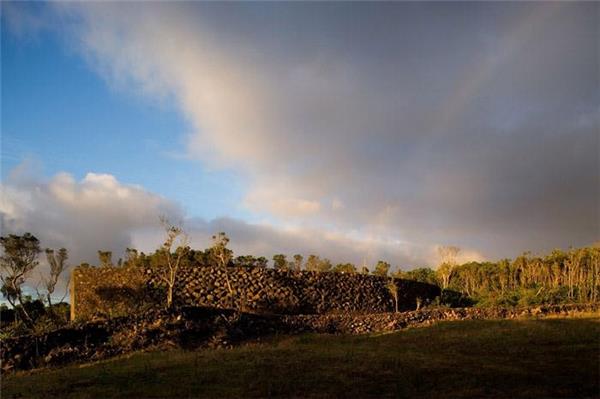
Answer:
(1, 319, 118, 372)
(3, 303, 597, 372)
(1, 307, 290, 372)
(71, 266, 441, 320)
(279, 303, 600, 334)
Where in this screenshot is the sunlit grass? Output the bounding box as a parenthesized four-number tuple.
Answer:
(3, 317, 599, 398)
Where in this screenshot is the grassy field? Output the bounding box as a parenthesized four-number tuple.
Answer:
(2, 317, 599, 398)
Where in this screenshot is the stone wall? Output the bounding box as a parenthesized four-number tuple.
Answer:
(71, 266, 441, 320)
(164, 267, 441, 314)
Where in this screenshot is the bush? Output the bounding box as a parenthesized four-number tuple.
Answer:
(472, 286, 572, 308)
(435, 289, 474, 308)
(474, 292, 519, 308)
(0, 320, 32, 339)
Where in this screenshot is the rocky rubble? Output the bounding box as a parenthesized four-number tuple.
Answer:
(2, 303, 597, 373)
(280, 303, 600, 334)
(1, 307, 283, 372)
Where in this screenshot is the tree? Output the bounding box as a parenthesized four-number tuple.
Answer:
(210, 232, 233, 268)
(437, 263, 455, 290)
(210, 232, 234, 306)
(273, 254, 288, 270)
(97, 251, 113, 267)
(233, 255, 266, 268)
(0, 233, 41, 326)
(397, 267, 438, 285)
(386, 278, 399, 313)
(589, 246, 600, 303)
(157, 217, 189, 309)
(497, 259, 511, 294)
(436, 245, 460, 289)
(305, 255, 321, 272)
(124, 248, 139, 267)
(318, 258, 333, 272)
(373, 260, 390, 277)
(40, 248, 69, 309)
(333, 263, 357, 273)
(255, 256, 268, 268)
(292, 254, 303, 271)
(304, 255, 333, 272)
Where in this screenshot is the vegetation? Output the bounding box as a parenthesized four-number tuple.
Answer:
(97, 251, 113, 268)
(436, 245, 460, 289)
(208, 231, 237, 307)
(40, 248, 69, 308)
(155, 217, 190, 309)
(272, 254, 288, 270)
(373, 260, 391, 277)
(291, 254, 303, 271)
(332, 262, 356, 274)
(4, 317, 598, 398)
(386, 277, 399, 312)
(0, 233, 71, 335)
(396, 246, 600, 307)
(397, 267, 438, 285)
(0, 298, 70, 337)
(1, 234, 45, 327)
(232, 255, 268, 268)
(305, 254, 333, 272)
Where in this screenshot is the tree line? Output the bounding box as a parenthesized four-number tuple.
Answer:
(388, 246, 600, 307)
(443, 247, 600, 306)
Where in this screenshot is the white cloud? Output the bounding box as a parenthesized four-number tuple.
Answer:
(244, 189, 321, 218)
(0, 164, 181, 265)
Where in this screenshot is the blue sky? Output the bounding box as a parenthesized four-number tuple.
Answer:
(0, 2, 597, 268)
(2, 14, 246, 221)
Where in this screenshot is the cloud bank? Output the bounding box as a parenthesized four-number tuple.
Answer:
(1, 165, 445, 272)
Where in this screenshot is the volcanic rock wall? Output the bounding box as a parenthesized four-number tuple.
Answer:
(71, 266, 441, 320)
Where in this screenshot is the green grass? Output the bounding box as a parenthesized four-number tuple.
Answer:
(3, 317, 599, 398)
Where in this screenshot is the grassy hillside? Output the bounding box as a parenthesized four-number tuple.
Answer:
(3, 317, 599, 398)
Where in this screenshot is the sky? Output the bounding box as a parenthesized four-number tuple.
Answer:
(1, 2, 598, 278)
